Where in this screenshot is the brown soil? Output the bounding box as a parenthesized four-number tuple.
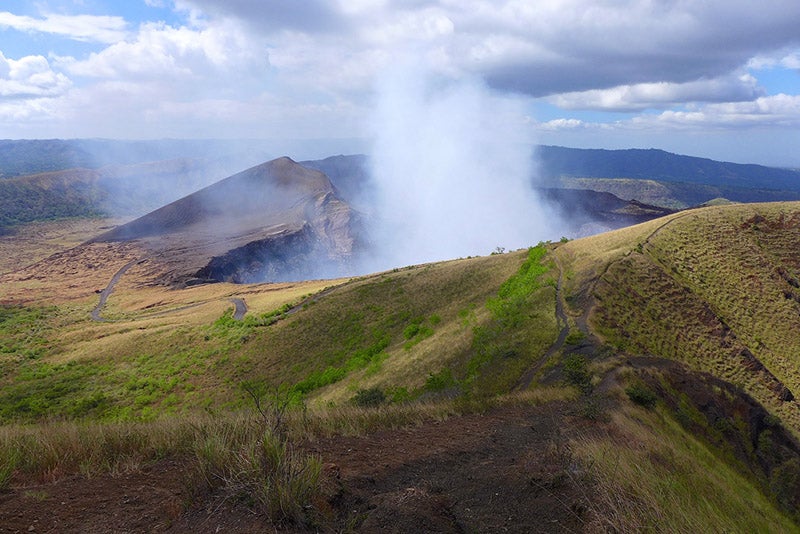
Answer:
(0, 460, 186, 534)
(0, 403, 593, 533)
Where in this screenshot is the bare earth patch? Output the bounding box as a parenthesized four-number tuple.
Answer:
(0, 403, 589, 533)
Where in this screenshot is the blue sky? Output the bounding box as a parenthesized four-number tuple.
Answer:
(1, 1, 799, 166)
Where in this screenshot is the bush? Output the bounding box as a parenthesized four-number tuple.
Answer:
(403, 323, 421, 340)
(425, 369, 457, 392)
(352, 387, 386, 407)
(770, 458, 800, 509)
(563, 354, 592, 394)
(625, 383, 658, 409)
(565, 330, 586, 345)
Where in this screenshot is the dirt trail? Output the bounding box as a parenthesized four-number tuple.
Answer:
(90, 261, 251, 322)
(90, 259, 142, 321)
(309, 402, 587, 533)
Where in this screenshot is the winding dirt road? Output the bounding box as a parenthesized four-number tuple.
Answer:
(90, 259, 142, 321)
(229, 297, 247, 320)
(91, 261, 249, 322)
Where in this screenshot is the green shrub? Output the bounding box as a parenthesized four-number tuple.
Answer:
(563, 354, 592, 394)
(403, 323, 421, 340)
(352, 387, 386, 407)
(425, 369, 457, 392)
(770, 458, 800, 509)
(565, 330, 586, 345)
(625, 383, 658, 409)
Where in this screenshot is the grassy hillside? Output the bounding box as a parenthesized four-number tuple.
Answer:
(0, 246, 556, 421)
(557, 202, 800, 429)
(3, 205, 800, 530)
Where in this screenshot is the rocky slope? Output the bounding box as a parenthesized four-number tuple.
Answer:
(91, 157, 360, 285)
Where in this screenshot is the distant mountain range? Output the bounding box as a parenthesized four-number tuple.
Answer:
(2, 139, 799, 190)
(537, 145, 800, 190)
(2, 140, 800, 272)
(536, 145, 800, 207)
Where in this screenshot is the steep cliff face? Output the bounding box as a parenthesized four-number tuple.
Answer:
(91, 157, 361, 285)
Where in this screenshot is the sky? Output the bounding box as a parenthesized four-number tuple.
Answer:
(1, 1, 800, 166)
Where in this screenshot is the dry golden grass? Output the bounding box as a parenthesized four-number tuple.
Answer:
(0, 217, 126, 276)
(572, 404, 798, 533)
(555, 213, 683, 311)
(21, 277, 339, 366)
(563, 201, 800, 433)
(0, 241, 145, 304)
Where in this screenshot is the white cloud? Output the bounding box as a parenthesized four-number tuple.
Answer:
(172, 0, 800, 100)
(0, 11, 128, 43)
(0, 52, 71, 98)
(650, 94, 800, 129)
(748, 50, 800, 71)
(537, 118, 589, 131)
(60, 19, 261, 80)
(550, 74, 765, 112)
(2, 0, 800, 155)
(539, 94, 800, 133)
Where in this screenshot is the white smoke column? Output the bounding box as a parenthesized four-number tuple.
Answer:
(366, 61, 560, 270)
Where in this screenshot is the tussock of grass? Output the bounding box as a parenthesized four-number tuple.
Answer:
(191, 426, 323, 526)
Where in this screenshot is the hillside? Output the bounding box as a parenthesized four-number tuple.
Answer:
(557, 202, 800, 427)
(2, 202, 800, 530)
(0, 203, 800, 532)
(55, 157, 361, 286)
(0, 158, 235, 232)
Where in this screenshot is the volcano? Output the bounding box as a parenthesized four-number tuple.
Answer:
(91, 157, 360, 286)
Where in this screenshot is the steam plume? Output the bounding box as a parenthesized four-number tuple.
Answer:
(364, 61, 562, 271)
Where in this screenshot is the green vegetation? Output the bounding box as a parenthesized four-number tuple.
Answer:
(351, 387, 386, 407)
(462, 244, 558, 394)
(0, 305, 57, 360)
(5, 202, 800, 529)
(624, 382, 657, 409)
(562, 354, 592, 394)
(0, 172, 105, 231)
